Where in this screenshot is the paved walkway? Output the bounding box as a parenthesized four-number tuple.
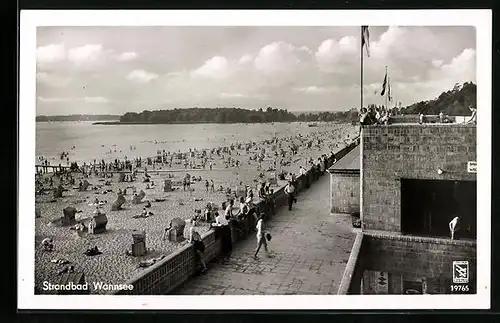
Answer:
(175, 174, 356, 295)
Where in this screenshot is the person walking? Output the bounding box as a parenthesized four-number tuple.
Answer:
(254, 214, 270, 259)
(284, 180, 296, 211)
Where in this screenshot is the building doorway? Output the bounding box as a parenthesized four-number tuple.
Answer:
(401, 179, 476, 239)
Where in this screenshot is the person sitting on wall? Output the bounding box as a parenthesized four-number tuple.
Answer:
(227, 199, 245, 237)
(224, 200, 235, 220)
(330, 152, 336, 163)
(358, 108, 368, 135)
(212, 206, 232, 262)
(189, 225, 207, 273)
(449, 216, 460, 240)
(258, 182, 267, 199)
(466, 106, 477, 125)
(236, 197, 249, 219)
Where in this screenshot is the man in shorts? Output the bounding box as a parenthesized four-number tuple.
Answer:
(254, 214, 270, 259)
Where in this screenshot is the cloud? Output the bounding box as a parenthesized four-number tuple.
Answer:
(126, 69, 159, 83)
(36, 72, 71, 88)
(440, 48, 476, 80)
(116, 52, 137, 61)
(67, 44, 106, 65)
(37, 96, 72, 103)
(37, 43, 66, 64)
(220, 93, 245, 98)
(238, 54, 253, 65)
(294, 86, 334, 94)
(253, 41, 304, 73)
(315, 36, 357, 71)
(84, 96, 109, 103)
(191, 56, 229, 79)
(37, 96, 109, 104)
(35, 26, 476, 115)
(431, 59, 444, 68)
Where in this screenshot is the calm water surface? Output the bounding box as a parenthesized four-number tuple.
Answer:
(36, 121, 335, 164)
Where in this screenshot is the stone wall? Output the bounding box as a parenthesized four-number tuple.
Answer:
(330, 171, 360, 214)
(342, 232, 477, 295)
(112, 140, 360, 295)
(338, 232, 365, 294)
(361, 124, 476, 232)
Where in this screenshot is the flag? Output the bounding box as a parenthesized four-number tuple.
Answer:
(387, 78, 392, 102)
(361, 26, 370, 57)
(380, 71, 387, 96)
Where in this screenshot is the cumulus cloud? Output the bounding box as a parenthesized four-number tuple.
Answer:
(191, 56, 229, 79)
(37, 43, 66, 64)
(440, 48, 476, 79)
(35, 26, 476, 115)
(126, 69, 159, 83)
(254, 41, 304, 73)
(238, 54, 253, 65)
(315, 36, 358, 70)
(67, 44, 106, 65)
(116, 52, 137, 61)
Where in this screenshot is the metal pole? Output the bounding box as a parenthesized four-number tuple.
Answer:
(361, 27, 364, 111)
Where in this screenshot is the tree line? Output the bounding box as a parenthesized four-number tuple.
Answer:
(399, 81, 476, 116)
(117, 82, 475, 124)
(38, 81, 476, 124)
(36, 114, 121, 122)
(119, 107, 360, 124)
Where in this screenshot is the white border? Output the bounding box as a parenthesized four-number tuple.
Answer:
(19, 9, 492, 310)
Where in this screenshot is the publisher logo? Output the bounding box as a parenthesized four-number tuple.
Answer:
(453, 261, 469, 284)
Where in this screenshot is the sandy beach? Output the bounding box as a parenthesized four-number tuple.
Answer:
(35, 122, 358, 294)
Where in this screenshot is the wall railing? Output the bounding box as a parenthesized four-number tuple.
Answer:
(111, 140, 360, 295)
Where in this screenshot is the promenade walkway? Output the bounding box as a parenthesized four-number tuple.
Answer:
(175, 173, 356, 295)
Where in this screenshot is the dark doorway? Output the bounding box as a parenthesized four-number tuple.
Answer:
(401, 179, 476, 239)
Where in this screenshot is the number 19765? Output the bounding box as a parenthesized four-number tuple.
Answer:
(450, 285, 470, 292)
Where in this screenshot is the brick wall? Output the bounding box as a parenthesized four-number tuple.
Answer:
(330, 172, 360, 214)
(361, 233, 476, 294)
(361, 124, 476, 231)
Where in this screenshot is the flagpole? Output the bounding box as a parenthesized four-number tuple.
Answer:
(360, 27, 364, 112)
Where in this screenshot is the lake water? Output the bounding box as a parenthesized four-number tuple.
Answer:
(36, 121, 343, 165)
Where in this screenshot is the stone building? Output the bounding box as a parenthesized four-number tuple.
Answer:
(338, 119, 477, 295)
(328, 144, 360, 215)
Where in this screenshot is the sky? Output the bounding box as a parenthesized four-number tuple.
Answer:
(36, 26, 476, 115)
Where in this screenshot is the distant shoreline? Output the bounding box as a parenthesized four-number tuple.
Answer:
(91, 121, 337, 125)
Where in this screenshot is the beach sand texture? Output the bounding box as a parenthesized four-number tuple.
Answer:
(35, 123, 358, 294)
